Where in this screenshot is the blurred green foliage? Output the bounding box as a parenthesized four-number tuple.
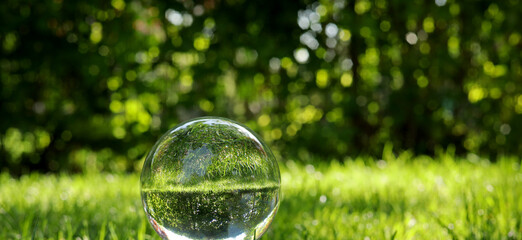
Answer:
(1, 0, 521, 173)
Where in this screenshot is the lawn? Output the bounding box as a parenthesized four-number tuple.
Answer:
(1, 153, 521, 239)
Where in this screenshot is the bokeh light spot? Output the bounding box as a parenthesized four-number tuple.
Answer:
(316, 69, 329, 88)
(294, 48, 310, 64)
(405, 32, 418, 45)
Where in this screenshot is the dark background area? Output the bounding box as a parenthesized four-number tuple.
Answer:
(1, 0, 521, 174)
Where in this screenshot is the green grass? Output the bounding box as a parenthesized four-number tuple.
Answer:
(1, 154, 521, 239)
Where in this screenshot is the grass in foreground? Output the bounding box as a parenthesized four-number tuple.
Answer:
(1, 154, 521, 239)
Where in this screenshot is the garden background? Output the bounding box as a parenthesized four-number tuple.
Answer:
(1, 0, 521, 239)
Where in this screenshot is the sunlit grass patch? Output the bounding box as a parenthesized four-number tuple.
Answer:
(1, 155, 521, 239)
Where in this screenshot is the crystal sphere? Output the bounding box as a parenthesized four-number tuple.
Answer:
(141, 117, 281, 240)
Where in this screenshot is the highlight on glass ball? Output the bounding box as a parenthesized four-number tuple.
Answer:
(140, 117, 281, 240)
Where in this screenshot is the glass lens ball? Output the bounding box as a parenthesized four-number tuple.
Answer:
(141, 117, 281, 240)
